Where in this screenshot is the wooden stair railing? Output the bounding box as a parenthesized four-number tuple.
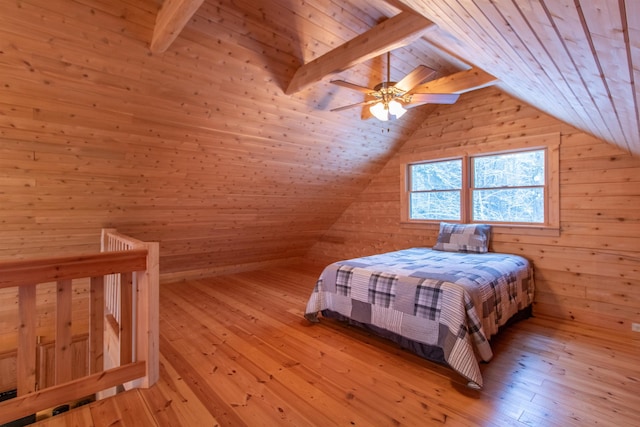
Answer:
(100, 228, 160, 392)
(0, 229, 159, 425)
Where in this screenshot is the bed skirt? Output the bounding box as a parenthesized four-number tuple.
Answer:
(320, 304, 532, 379)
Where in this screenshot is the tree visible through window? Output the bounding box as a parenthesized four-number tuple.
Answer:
(472, 150, 545, 223)
(409, 159, 462, 220)
(407, 149, 547, 224)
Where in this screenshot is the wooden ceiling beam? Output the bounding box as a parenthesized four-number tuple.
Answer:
(150, 0, 205, 54)
(285, 11, 436, 95)
(411, 68, 497, 94)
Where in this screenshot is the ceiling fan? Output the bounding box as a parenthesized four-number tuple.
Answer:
(330, 52, 460, 121)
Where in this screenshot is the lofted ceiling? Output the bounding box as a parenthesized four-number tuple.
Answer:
(156, 0, 639, 154)
(0, 0, 637, 275)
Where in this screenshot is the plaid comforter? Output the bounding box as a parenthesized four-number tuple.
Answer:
(304, 248, 534, 388)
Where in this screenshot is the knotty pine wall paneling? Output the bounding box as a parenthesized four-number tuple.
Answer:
(0, 0, 448, 280)
(307, 87, 640, 336)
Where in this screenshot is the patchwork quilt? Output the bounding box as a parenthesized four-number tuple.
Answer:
(304, 248, 534, 388)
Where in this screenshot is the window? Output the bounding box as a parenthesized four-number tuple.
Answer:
(472, 150, 545, 223)
(409, 159, 462, 220)
(401, 136, 559, 231)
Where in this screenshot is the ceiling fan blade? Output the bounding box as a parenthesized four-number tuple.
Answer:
(331, 99, 379, 112)
(330, 80, 375, 94)
(410, 68, 497, 94)
(407, 93, 460, 107)
(394, 65, 437, 93)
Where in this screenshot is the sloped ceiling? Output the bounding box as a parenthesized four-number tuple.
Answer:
(400, 0, 640, 154)
(156, 0, 639, 153)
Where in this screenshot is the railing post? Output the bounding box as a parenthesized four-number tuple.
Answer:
(136, 241, 160, 388)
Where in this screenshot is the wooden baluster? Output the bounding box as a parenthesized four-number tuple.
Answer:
(55, 279, 73, 384)
(116, 273, 121, 323)
(120, 272, 133, 365)
(90, 275, 105, 374)
(105, 272, 119, 323)
(17, 284, 37, 395)
(100, 228, 117, 253)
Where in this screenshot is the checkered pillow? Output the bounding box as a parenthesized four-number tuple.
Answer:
(433, 223, 491, 253)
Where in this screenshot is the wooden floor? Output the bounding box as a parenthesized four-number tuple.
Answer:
(33, 262, 640, 426)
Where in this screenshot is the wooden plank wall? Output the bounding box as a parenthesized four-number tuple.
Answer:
(0, 0, 448, 279)
(307, 87, 640, 336)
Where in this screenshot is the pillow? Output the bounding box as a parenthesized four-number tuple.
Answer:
(433, 223, 491, 253)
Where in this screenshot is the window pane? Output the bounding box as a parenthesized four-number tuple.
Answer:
(410, 191, 460, 220)
(474, 150, 545, 188)
(473, 188, 544, 223)
(411, 159, 462, 191)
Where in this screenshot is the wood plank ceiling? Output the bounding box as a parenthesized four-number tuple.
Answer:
(156, 0, 639, 154)
(402, 0, 640, 155)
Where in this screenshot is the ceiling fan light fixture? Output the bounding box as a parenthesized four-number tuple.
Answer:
(331, 51, 461, 120)
(370, 102, 389, 121)
(388, 99, 407, 118)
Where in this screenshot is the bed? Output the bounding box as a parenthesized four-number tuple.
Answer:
(304, 223, 534, 389)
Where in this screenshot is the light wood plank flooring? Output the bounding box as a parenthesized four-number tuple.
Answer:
(34, 262, 640, 426)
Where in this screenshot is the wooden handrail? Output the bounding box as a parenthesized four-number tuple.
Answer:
(0, 250, 148, 289)
(0, 362, 146, 425)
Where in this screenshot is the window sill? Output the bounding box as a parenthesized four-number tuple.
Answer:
(399, 221, 561, 237)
